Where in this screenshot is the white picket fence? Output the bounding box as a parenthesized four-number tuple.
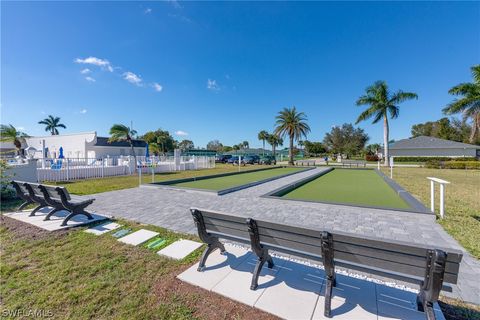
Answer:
(37, 156, 215, 182)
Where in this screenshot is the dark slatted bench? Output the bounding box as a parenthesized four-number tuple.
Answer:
(296, 160, 316, 166)
(341, 160, 366, 168)
(11, 180, 95, 226)
(38, 184, 94, 226)
(190, 208, 463, 320)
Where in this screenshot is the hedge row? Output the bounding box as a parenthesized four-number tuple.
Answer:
(425, 160, 480, 169)
(393, 156, 478, 162)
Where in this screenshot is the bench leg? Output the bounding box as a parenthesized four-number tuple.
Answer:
(29, 204, 47, 216)
(324, 276, 337, 318)
(198, 241, 226, 271)
(17, 200, 34, 212)
(43, 208, 63, 221)
(416, 249, 447, 320)
(60, 209, 94, 226)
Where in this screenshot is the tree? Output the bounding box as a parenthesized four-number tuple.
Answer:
(365, 143, 381, 155)
(141, 129, 176, 155)
(257, 130, 269, 155)
(242, 141, 249, 149)
(206, 140, 223, 151)
(232, 144, 240, 151)
(274, 106, 311, 165)
(222, 145, 233, 152)
(178, 139, 194, 151)
(411, 117, 477, 144)
(303, 141, 326, 156)
(38, 115, 66, 135)
(323, 123, 369, 158)
(356, 81, 418, 165)
(0, 124, 29, 156)
(109, 124, 138, 171)
(267, 134, 283, 158)
(443, 65, 480, 143)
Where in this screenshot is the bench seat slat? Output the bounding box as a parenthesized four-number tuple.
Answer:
(205, 223, 250, 240)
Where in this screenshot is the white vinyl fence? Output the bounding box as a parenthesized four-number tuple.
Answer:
(36, 156, 215, 182)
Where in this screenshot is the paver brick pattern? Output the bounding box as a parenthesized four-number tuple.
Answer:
(90, 167, 480, 304)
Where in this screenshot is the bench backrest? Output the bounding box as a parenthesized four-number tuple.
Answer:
(192, 208, 462, 285)
(25, 183, 71, 200)
(25, 182, 47, 199)
(12, 180, 30, 196)
(195, 210, 250, 243)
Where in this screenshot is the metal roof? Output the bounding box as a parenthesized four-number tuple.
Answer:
(390, 136, 479, 150)
(95, 137, 147, 148)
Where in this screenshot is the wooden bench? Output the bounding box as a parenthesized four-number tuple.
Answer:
(341, 160, 366, 168)
(190, 208, 462, 320)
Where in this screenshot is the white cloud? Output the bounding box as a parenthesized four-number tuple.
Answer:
(85, 76, 96, 82)
(80, 108, 87, 114)
(152, 82, 163, 92)
(168, 0, 183, 9)
(144, 8, 152, 14)
(75, 56, 113, 72)
(207, 79, 220, 92)
(80, 68, 91, 74)
(123, 71, 142, 86)
(175, 130, 188, 136)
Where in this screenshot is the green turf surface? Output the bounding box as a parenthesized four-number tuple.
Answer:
(172, 167, 305, 191)
(282, 169, 411, 209)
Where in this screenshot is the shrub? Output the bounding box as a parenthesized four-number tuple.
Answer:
(365, 154, 379, 161)
(425, 160, 480, 169)
(0, 160, 16, 200)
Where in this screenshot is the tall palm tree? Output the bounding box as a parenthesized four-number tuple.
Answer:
(443, 65, 480, 143)
(355, 81, 418, 165)
(267, 133, 283, 160)
(242, 141, 249, 150)
(274, 106, 310, 165)
(0, 124, 29, 157)
(38, 115, 66, 135)
(257, 130, 269, 156)
(109, 124, 138, 171)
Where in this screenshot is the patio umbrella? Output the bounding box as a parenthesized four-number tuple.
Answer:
(58, 146, 65, 159)
(145, 143, 150, 158)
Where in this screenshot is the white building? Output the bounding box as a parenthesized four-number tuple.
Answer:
(25, 131, 147, 159)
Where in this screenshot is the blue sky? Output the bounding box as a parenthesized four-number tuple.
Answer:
(2, 1, 479, 148)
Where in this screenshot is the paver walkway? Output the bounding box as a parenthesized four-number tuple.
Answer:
(90, 167, 479, 304)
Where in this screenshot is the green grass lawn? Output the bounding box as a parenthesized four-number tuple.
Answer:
(171, 167, 305, 191)
(41, 164, 267, 195)
(380, 167, 480, 259)
(0, 216, 277, 320)
(282, 168, 411, 210)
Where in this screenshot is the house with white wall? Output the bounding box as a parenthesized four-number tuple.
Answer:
(25, 131, 146, 159)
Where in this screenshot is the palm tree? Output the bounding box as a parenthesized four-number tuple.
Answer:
(38, 115, 66, 135)
(355, 81, 418, 165)
(109, 124, 138, 171)
(242, 141, 249, 150)
(267, 133, 283, 159)
(274, 106, 310, 165)
(0, 124, 28, 157)
(258, 130, 269, 156)
(443, 65, 480, 143)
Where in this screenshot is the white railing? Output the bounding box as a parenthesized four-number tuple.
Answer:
(36, 156, 215, 182)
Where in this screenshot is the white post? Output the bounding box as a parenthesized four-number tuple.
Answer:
(238, 155, 241, 172)
(41, 139, 46, 169)
(439, 183, 445, 219)
(430, 180, 435, 213)
(66, 159, 70, 181)
(139, 164, 142, 186)
(377, 160, 380, 170)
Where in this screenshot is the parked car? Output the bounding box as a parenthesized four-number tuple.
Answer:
(260, 155, 276, 165)
(243, 155, 260, 164)
(227, 156, 239, 164)
(215, 154, 232, 163)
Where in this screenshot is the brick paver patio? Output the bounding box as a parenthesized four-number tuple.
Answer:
(90, 167, 479, 304)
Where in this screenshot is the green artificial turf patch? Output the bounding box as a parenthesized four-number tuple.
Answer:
(172, 167, 305, 191)
(282, 169, 411, 209)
